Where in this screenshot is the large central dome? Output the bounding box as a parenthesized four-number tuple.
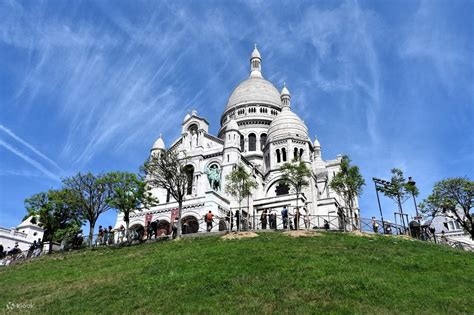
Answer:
(225, 76, 282, 110)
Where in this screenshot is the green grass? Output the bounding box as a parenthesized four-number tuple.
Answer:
(1, 231, 473, 314)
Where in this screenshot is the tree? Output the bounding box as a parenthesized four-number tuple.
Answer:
(420, 177, 474, 240)
(377, 168, 418, 231)
(63, 172, 114, 246)
(104, 171, 159, 240)
(225, 164, 258, 231)
(280, 159, 311, 230)
(25, 189, 82, 253)
(142, 149, 189, 238)
(329, 155, 365, 230)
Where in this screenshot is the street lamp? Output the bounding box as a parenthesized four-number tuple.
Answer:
(407, 176, 421, 238)
(372, 178, 387, 233)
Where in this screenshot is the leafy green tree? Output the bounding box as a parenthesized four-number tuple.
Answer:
(25, 189, 82, 253)
(377, 168, 419, 231)
(225, 164, 258, 231)
(63, 172, 114, 246)
(104, 171, 159, 240)
(420, 177, 474, 240)
(329, 155, 365, 230)
(142, 149, 189, 238)
(280, 159, 311, 230)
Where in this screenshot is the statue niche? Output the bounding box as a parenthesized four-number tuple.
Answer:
(204, 164, 221, 191)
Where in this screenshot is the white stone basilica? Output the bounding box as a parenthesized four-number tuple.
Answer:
(115, 46, 358, 234)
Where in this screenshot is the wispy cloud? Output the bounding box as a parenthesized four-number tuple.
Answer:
(0, 124, 62, 172)
(0, 140, 60, 182)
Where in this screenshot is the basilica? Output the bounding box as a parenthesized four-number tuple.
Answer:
(115, 46, 358, 233)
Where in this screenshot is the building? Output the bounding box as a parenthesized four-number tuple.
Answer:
(0, 216, 44, 252)
(115, 46, 357, 234)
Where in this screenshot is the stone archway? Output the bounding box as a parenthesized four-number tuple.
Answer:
(129, 223, 145, 241)
(181, 216, 199, 234)
(157, 220, 170, 236)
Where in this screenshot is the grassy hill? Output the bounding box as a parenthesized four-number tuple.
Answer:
(1, 231, 473, 314)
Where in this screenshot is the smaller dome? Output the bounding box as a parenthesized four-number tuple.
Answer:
(226, 119, 239, 132)
(251, 45, 261, 59)
(313, 136, 320, 147)
(152, 135, 165, 150)
(183, 113, 191, 122)
(267, 108, 309, 142)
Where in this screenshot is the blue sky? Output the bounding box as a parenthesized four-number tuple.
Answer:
(1, 0, 473, 231)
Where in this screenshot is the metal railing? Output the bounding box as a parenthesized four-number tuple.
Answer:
(0, 247, 43, 266)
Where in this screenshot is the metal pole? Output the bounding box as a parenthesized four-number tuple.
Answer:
(374, 181, 386, 233)
(397, 194, 408, 235)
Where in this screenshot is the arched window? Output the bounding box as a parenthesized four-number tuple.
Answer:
(276, 149, 281, 163)
(184, 165, 194, 195)
(248, 133, 256, 151)
(275, 182, 290, 196)
(260, 133, 267, 150)
(240, 135, 245, 152)
(282, 148, 287, 162)
(294, 148, 298, 160)
(299, 148, 304, 159)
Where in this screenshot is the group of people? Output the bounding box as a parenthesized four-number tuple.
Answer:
(0, 238, 43, 261)
(96, 226, 115, 246)
(260, 206, 311, 230)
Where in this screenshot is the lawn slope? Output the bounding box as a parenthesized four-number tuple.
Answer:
(1, 232, 473, 314)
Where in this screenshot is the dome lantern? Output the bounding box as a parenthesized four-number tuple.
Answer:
(281, 82, 291, 108)
(250, 44, 262, 78)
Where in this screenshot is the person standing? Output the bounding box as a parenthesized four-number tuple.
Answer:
(235, 210, 241, 231)
(371, 217, 379, 233)
(172, 218, 178, 239)
(304, 208, 310, 230)
(151, 220, 158, 239)
(323, 220, 330, 230)
(97, 226, 104, 246)
(205, 211, 214, 232)
(281, 206, 289, 230)
(118, 225, 125, 242)
(146, 221, 153, 240)
(294, 208, 301, 230)
(107, 226, 114, 245)
(103, 227, 109, 245)
(260, 210, 267, 230)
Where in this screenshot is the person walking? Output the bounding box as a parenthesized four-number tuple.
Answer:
(205, 211, 214, 232)
(260, 210, 267, 230)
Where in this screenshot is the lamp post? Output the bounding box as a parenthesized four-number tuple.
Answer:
(372, 178, 387, 233)
(407, 176, 421, 238)
(373, 177, 408, 235)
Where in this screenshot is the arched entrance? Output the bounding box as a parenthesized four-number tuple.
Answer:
(219, 219, 227, 231)
(157, 220, 170, 236)
(129, 223, 145, 241)
(181, 216, 199, 234)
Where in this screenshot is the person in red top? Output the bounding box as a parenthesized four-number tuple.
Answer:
(205, 211, 214, 232)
